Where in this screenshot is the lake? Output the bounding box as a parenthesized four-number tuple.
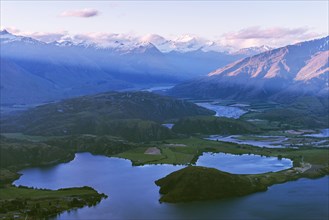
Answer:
(305, 128, 329, 138)
(161, 102, 247, 129)
(196, 152, 292, 174)
(14, 153, 328, 220)
(205, 135, 288, 148)
(195, 102, 247, 118)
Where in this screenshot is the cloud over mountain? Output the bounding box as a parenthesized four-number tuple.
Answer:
(1, 26, 325, 52)
(219, 26, 322, 49)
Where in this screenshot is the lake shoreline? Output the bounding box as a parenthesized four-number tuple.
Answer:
(1, 132, 328, 218)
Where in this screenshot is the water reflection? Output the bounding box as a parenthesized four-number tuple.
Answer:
(195, 102, 247, 118)
(205, 135, 287, 148)
(196, 152, 292, 174)
(14, 153, 328, 220)
(304, 128, 329, 138)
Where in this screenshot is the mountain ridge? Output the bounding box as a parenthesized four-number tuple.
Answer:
(0, 29, 273, 54)
(170, 36, 329, 102)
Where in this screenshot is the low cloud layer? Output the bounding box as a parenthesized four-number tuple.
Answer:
(2, 26, 325, 50)
(224, 27, 312, 39)
(219, 26, 321, 49)
(60, 8, 99, 18)
(29, 31, 69, 42)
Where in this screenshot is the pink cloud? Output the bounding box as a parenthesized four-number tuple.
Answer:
(60, 8, 99, 18)
(224, 26, 313, 39)
(219, 26, 322, 49)
(2, 26, 325, 50)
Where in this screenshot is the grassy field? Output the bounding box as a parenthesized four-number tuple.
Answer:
(116, 147, 166, 165)
(3, 132, 327, 168)
(0, 169, 21, 186)
(115, 146, 196, 165)
(115, 136, 329, 167)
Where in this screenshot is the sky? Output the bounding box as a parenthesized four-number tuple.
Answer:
(1, 0, 328, 49)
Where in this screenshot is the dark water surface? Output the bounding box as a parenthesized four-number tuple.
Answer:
(14, 153, 328, 220)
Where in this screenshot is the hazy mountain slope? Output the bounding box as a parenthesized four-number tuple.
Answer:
(0, 58, 134, 105)
(0, 58, 59, 104)
(164, 50, 244, 78)
(0, 31, 248, 105)
(0, 31, 177, 105)
(170, 36, 329, 102)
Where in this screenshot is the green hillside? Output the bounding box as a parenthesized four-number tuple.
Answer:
(1, 91, 214, 141)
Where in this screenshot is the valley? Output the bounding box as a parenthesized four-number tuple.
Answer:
(0, 18, 328, 219)
(0, 95, 328, 219)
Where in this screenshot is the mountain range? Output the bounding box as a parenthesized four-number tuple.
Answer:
(1, 30, 261, 105)
(3, 30, 272, 54)
(170, 36, 329, 102)
(1, 30, 328, 105)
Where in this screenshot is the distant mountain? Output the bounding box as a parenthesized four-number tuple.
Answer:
(142, 34, 226, 53)
(0, 91, 214, 141)
(0, 29, 42, 45)
(232, 45, 273, 56)
(170, 36, 329, 102)
(0, 29, 274, 54)
(0, 30, 246, 105)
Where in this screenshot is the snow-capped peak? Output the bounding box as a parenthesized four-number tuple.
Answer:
(0, 29, 18, 40)
(232, 45, 273, 56)
(259, 45, 272, 51)
(0, 29, 10, 35)
(0, 30, 286, 54)
(50, 40, 76, 47)
(0, 29, 44, 45)
(140, 34, 168, 45)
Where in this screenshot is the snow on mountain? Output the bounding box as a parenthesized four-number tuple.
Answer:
(232, 45, 273, 56)
(140, 34, 169, 47)
(0, 29, 15, 39)
(163, 34, 226, 53)
(50, 40, 76, 47)
(0, 29, 44, 45)
(0, 29, 272, 54)
(139, 34, 206, 52)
